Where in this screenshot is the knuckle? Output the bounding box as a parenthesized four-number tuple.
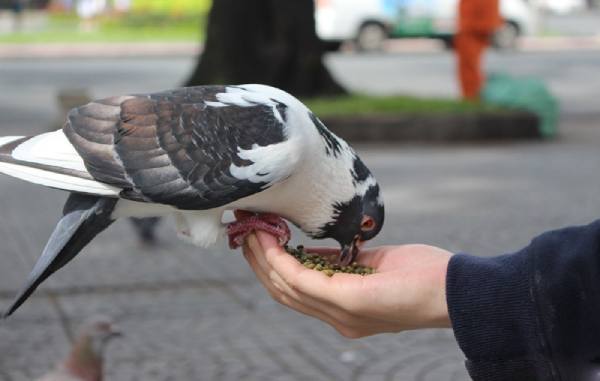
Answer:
(271, 290, 291, 308)
(286, 276, 299, 292)
(337, 327, 362, 339)
(268, 289, 284, 303)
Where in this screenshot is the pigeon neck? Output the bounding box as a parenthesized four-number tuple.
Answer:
(290, 147, 357, 236)
(64, 335, 104, 381)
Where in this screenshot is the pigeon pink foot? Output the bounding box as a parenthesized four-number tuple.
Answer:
(227, 211, 291, 249)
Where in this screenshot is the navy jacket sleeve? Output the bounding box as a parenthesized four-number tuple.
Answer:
(446, 220, 600, 381)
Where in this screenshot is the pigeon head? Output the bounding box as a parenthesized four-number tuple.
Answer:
(315, 156, 385, 266)
(326, 183, 384, 266)
(79, 316, 122, 352)
(61, 316, 121, 381)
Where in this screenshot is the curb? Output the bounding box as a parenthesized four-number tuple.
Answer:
(0, 42, 201, 59)
(322, 111, 541, 142)
(1, 36, 600, 59)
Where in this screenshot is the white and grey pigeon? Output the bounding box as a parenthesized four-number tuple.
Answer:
(0, 84, 384, 317)
(37, 316, 121, 381)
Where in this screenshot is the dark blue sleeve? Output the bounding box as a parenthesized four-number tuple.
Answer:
(446, 220, 600, 380)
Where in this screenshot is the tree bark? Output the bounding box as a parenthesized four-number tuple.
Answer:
(185, 0, 345, 97)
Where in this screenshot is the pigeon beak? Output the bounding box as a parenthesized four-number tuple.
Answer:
(339, 235, 361, 266)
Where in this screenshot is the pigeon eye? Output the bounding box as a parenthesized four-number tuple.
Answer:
(361, 216, 375, 232)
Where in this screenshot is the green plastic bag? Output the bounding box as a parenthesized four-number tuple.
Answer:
(482, 73, 559, 138)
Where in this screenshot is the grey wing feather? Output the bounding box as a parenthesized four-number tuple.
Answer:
(63, 86, 289, 210)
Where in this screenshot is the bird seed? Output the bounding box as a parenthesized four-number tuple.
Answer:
(285, 245, 376, 276)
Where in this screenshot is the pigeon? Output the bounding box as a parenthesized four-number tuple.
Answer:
(37, 316, 121, 381)
(0, 84, 384, 317)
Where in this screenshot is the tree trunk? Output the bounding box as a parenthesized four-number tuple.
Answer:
(185, 0, 345, 97)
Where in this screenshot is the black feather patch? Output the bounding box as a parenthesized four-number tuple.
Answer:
(271, 99, 288, 123)
(351, 156, 371, 184)
(309, 113, 342, 157)
(313, 196, 362, 243)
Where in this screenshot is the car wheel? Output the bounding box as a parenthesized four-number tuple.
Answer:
(356, 23, 387, 52)
(493, 22, 519, 50)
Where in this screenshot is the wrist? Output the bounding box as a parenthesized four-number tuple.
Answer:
(418, 252, 452, 329)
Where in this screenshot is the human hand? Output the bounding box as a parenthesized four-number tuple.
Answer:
(242, 231, 453, 338)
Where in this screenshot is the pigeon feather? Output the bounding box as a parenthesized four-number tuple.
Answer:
(0, 84, 385, 316)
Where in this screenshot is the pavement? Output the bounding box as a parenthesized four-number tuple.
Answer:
(1, 53, 600, 380)
(0, 42, 203, 59)
(2, 35, 600, 60)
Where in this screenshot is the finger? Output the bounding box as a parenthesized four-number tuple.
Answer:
(243, 244, 352, 330)
(247, 235, 338, 312)
(243, 245, 284, 295)
(245, 237, 315, 304)
(255, 233, 371, 317)
(246, 233, 266, 260)
(252, 233, 319, 286)
(245, 236, 371, 324)
(251, 233, 391, 316)
(256, 231, 334, 297)
(247, 234, 286, 284)
(245, 238, 397, 334)
(247, 234, 293, 294)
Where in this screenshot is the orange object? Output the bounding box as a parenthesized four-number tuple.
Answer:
(456, 0, 502, 100)
(458, 0, 502, 34)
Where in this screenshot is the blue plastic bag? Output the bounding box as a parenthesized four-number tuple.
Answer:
(482, 73, 559, 138)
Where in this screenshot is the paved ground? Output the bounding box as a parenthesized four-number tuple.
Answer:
(327, 49, 600, 115)
(2, 49, 599, 130)
(0, 53, 599, 380)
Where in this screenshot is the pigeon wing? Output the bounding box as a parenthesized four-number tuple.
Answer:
(64, 86, 296, 210)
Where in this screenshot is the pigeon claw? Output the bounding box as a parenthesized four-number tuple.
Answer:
(227, 212, 291, 249)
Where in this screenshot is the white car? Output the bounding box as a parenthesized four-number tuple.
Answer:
(315, 0, 537, 51)
(538, 0, 586, 14)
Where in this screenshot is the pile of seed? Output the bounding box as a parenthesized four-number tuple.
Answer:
(285, 245, 376, 277)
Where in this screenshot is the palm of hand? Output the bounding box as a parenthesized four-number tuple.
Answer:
(243, 232, 452, 338)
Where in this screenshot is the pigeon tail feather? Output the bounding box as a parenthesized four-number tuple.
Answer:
(3, 193, 118, 318)
(0, 132, 119, 196)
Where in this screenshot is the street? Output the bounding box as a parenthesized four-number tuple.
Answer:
(2, 49, 600, 136)
(0, 50, 599, 380)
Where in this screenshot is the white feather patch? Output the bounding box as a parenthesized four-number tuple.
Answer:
(229, 139, 299, 186)
(12, 130, 87, 172)
(355, 175, 377, 197)
(204, 101, 227, 108)
(238, 84, 307, 112)
(0, 161, 119, 195)
(0, 136, 25, 147)
(214, 86, 287, 123)
(215, 91, 256, 108)
(174, 209, 225, 248)
(204, 86, 290, 123)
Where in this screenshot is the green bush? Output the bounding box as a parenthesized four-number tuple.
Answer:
(0, 7, 207, 43)
(131, 0, 211, 15)
(305, 95, 504, 117)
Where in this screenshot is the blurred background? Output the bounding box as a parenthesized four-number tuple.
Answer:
(1, 0, 600, 380)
